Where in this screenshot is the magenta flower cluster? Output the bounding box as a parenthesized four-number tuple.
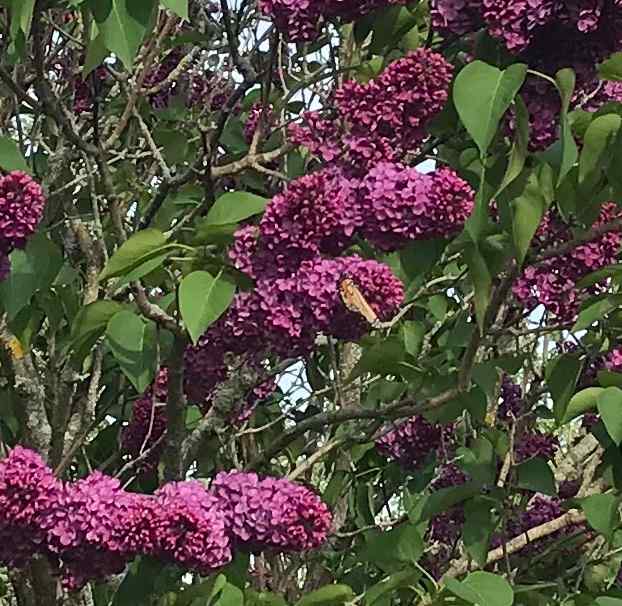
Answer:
(0, 171, 47, 280)
(514, 431, 559, 464)
(432, 0, 622, 149)
(244, 103, 275, 144)
(210, 471, 333, 552)
(290, 50, 454, 172)
(513, 204, 622, 321)
(259, 0, 406, 41)
(0, 447, 331, 590)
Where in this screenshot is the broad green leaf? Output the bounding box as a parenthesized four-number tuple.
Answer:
(464, 242, 492, 331)
(88, 0, 157, 68)
(579, 114, 622, 189)
(70, 300, 127, 362)
(463, 497, 495, 566)
(350, 337, 406, 379)
(361, 524, 424, 571)
(420, 482, 482, 520)
(597, 598, 622, 606)
(112, 251, 174, 293)
(548, 354, 582, 423)
(205, 192, 268, 226)
(160, 0, 188, 19)
(83, 33, 109, 77)
(517, 457, 556, 495)
(497, 94, 529, 196)
(0, 234, 63, 321)
(574, 297, 619, 331)
(106, 311, 155, 393)
(598, 387, 622, 446)
(295, 585, 355, 606)
(556, 68, 578, 185)
(453, 60, 527, 157)
(511, 169, 550, 264)
(0, 136, 30, 173)
(403, 321, 425, 358)
(563, 387, 604, 424)
(363, 570, 421, 606)
(179, 271, 236, 344)
(599, 52, 622, 81)
(99, 229, 173, 281)
(399, 238, 447, 281)
(9, 0, 35, 38)
(214, 583, 244, 606)
(245, 590, 288, 606)
(457, 437, 495, 484)
(580, 493, 620, 541)
(447, 572, 514, 606)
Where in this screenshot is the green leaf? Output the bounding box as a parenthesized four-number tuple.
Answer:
(100, 229, 173, 281)
(453, 60, 527, 157)
(160, 0, 188, 19)
(88, 0, 157, 68)
(295, 585, 354, 606)
(403, 321, 425, 358)
(599, 52, 622, 81)
(83, 33, 109, 77)
(598, 387, 622, 446)
(214, 583, 244, 606)
(497, 94, 529, 196)
(548, 354, 582, 423)
(516, 457, 556, 495)
(0, 136, 30, 173)
(464, 242, 492, 331)
(573, 297, 618, 331)
(206, 192, 268, 226)
(511, 169, 551, 264)
(9, 0, 35, 38)
(579, 114, 622, 189)
(596, 598, 622, 606)
(457, 437, 495, 484)
(0, 234, 63, 321)
(420, 482, 482, 520)
(446, 572, 514, 606)
(463, 497, 495, 566)
(363, 570, 421, 606)
(361, 524, 424, 571)
(106, 311, 155, 393)
(399, 238, 447, 281)
(556, 68, 579, 186)
(70, 301, 127, 361)
(179, 271, 236, 344)
(580, 493, 620, 541)
(245, 590, 288, 606)
(563, 387, 604, 424)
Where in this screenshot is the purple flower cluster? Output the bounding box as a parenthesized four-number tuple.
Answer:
(291, 50, 453, 172)
(376, 416, 443, 470)
(514, 431, 559, 463)
(513, 204, 622, 321)
(244, 103, 275, 143)
(73, 66, 108, 115)
(498, 375, 524, 423)
(0, 447, 60, 568)
(358, 162, 474, 251)
(211, 471, 332, 552)
(0, 447, 332, 589)
(0, 171, 47, 278)
(259, 0, 406, 41)
(121, 368, 169, 473)
(143, 48, 185, 109)
(428, 464, 468, 546)
(432, 1, 622, 149)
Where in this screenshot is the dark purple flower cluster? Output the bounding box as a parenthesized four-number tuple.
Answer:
(291, 50, 453, 172)
(73, 66, 108, 115)
(259, 0, 407, 41)
(0, 447, 332, 589)
(428, 464, 468, 545)
(121, 368, 169, 473)
(514, 431, 559, 463)
(0, 171, 47, 278)
(498, 375, 524, 422)
(558, 478, 581, 500)
(210, 471, 332, 552)
(432, 1, 622, 149)
(376, 416, 443, 470)
(143, 48, 185, 109)
(244, 103, 275, 143)
(498, 496, 569, 556)
(513, 204, 622, 321)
